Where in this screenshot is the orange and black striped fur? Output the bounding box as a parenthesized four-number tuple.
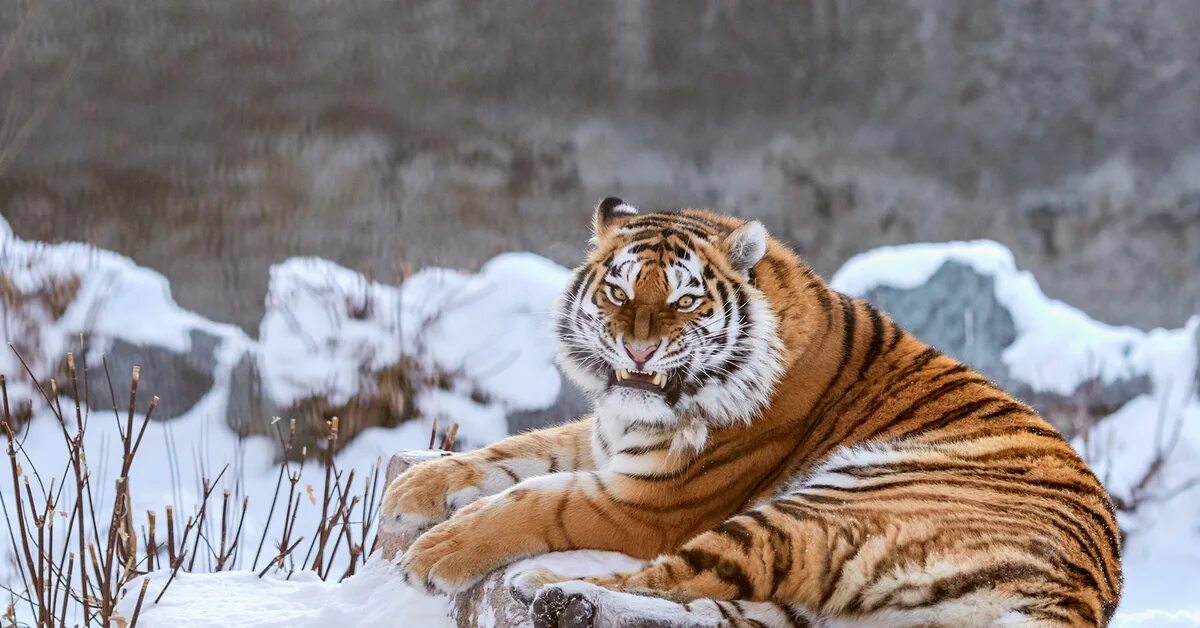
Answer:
(382, 199, 1122, 627)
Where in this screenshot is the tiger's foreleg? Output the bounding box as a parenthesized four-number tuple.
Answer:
(380, 418, 595, 538)
(400, 470, 696, 594)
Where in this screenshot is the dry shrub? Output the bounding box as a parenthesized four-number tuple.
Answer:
(0, 347, 408, 627)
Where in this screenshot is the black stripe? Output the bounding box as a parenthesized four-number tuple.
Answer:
(857, 303, 886, 381)
(679, 549, 755, 599)
(712, 519, 755, 550)
(908, 562, 1047, 609)
(617, 441, 671, 456)
(496, 464, 520, 483)
(896, 396, 1007, 439)
(883, 316, 905, 355)
(860, 374, 988, 441)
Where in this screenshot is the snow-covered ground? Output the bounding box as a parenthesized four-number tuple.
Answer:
(3, 219, 1198, 626)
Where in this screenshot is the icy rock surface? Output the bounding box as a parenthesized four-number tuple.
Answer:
(854, 259, 1151, 435)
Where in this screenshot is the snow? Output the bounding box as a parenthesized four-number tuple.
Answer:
(113, 558, 452, 627)
(0, 214, 250, 414)
(258, 256, 407, 408)
(114, 551, 643, 628)
(4, 221, 1200, 625)
(259, 252, 569, 415)
(1086, 394, 1200, 615)
(403, 253, 570, 411)
(1113, 610, 1200, 628)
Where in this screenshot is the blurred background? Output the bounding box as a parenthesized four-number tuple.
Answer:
(2, 2, 1200, 622)
(3, 0, 1199, 334)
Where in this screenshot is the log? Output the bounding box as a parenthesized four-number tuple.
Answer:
(379, 450, 530, 627)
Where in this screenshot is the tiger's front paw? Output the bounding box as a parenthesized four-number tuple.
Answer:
(400, 496, 535, 594)
(380, 453, 483, 538)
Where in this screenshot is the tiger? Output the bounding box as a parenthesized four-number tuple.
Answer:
(381, 198, 1122, 627)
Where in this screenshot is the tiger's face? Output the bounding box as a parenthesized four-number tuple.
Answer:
(555, 198, 784, 437)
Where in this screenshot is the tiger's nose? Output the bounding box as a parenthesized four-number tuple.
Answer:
(624, 341, 658, 365)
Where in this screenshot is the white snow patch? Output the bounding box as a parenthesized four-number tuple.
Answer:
(1112, 609, 1200, 627)
(0, 213, 250, 413)
(114, 558, 452, 628)
(258, 252, 569, 422)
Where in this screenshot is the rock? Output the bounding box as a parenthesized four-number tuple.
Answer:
(859, 260, 1151, 437)
(861, 261, 1017, 386)
(506, 373, 592, 434)
(81, 329, 221, 420)
(224, 350, 279, 437)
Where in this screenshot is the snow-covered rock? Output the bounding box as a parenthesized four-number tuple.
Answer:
(246, 252, 576, 449)
(0, 215, 251, 421)
(2, 214, 581, 448)
(832, 240, 1175, 435)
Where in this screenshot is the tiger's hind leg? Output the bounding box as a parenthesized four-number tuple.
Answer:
(514, 575, 808, 628)
(514, 492, 1085, 628)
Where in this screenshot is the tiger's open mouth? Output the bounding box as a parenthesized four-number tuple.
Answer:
(612, 368, 667, 392)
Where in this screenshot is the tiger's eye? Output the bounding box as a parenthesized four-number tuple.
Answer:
(610, 287, 628, 304)
(676, 295, 695, 309)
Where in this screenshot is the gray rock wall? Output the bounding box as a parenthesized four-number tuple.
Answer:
(2, 1, 1199, 333)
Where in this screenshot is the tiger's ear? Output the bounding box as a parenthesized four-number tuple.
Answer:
(592, 196, 638, 239)
(721, 220, 768, 275)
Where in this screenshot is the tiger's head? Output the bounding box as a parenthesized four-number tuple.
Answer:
(555, 198, 786, 439)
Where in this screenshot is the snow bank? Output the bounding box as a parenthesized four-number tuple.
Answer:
(114, 559, 452, 628)
(260, 253, 568, 413)
(116, 551, 645, 628)
(257, 252, 570, 451)
(402, 253, 570, 412)
(259, 256, 408, 408)
(0, 214, 250, 414)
